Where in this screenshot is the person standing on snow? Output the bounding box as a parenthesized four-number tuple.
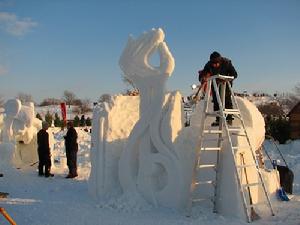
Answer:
(64, 121, 78, 178)
(198, 51, 238, 126)
(37, 121, 54, 177)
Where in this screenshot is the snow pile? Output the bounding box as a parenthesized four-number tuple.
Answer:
(50, 127, 91, 178)
(247, 95, 275, 106)
(264, 139, 300, 193)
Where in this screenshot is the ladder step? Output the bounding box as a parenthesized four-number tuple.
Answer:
(223, 109, 240, 115)
(204, 129, 223, 134)
(203, 138, 224, 142)
(200, 147, 221, 151)
(228, 127, 244, 133)
(237, 164, 257, 169)
(231, 132, 247, 137)
(205, 112, 219, 117)
(192, 198, 213, 203)
(242, 182, 262, 188)
(198, 164, 216, 169)
(195, 180, 215, 185)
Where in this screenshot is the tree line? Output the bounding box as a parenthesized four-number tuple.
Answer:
(36, 112, 92, 128)
(257, 83, 300, 144)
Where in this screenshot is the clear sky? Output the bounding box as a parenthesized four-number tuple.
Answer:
(0, 0, 299, 103)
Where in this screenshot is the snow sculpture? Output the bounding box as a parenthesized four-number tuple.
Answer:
(0, 99, 42, 167)
(89, 29, 186, 208)
(118, 28, 185, 208)
(2, 99, 22, 142)
(89, 28, 278, 217)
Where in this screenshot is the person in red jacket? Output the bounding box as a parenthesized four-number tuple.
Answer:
(199, 51, 238, 126)
(37, 121, 54, 177)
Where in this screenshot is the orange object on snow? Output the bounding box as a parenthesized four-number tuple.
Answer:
(0, 207, 17, 225)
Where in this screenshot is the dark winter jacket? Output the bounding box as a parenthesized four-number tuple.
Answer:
(64, 127, 78, 153)
(37, 129, 50, 159)
(199, 57, 238, 82)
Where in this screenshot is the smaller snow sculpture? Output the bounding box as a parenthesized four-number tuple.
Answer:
(2, 99, 22, 142)
(0, 99, 42, 167)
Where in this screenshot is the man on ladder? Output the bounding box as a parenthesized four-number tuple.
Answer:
(198, 51, 238, 126)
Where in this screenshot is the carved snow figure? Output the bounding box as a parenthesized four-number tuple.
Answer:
(118, 28, 185, 208)
(0, 99, 43, 168)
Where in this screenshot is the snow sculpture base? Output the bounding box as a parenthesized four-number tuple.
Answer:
(0, 142, 15, 171)
(89, 92, 192, 209)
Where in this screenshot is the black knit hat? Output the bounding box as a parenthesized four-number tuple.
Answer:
(210, 51, 221, 61)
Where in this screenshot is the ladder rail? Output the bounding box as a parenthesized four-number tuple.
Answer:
(212, 78, 251, 222)
(187, 78, 213, 215)
(226, 81, 275, 217)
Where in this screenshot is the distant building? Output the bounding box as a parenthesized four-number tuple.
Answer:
(288, 102, 300, 139)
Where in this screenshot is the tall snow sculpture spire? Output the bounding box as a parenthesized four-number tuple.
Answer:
(118, 28, 185, 209)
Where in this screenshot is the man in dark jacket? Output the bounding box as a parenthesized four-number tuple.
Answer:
(199, 51, 238, 126)
(64, 121, 78, 178)
(37, 121, 54, 177)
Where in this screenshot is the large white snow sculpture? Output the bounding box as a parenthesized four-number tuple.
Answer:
(89, 29, 186, 208)
(118, 28, 186, 208)
(89, 28, 279, 218)
(0, 99, 42, 167)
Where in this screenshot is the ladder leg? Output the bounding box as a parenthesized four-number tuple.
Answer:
(240, 153, 260, 221)
(226, 81, 275, 217)
(0, 207, 17, 225)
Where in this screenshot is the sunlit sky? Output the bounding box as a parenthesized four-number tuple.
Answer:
(0, 0, 299, 103)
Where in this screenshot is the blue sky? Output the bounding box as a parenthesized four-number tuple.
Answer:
(0, 0, 299, 103)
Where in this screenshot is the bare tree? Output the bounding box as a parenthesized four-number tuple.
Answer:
(122, 75, 139, 95)
(62, 90, 76, 107)
(40, 97, 61, 106)
(98, 94, 111, 103)
(16, 92, 33, 104)
(292, 82, 300, 98)
(0, 95, 4, 107)
(72, 106, 81, 115)
(282, 83, 300, 111)
(257, 102, 285, 117)
(79, 98, 92, 114)
(122, 76, 136, 89)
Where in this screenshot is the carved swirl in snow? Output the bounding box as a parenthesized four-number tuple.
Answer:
(118, 28, 183, 207)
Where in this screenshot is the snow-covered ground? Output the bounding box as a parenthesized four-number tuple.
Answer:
(0, 128, 299, 225)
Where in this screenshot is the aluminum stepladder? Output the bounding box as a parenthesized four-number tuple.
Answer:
(189, 74, 275, 222)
